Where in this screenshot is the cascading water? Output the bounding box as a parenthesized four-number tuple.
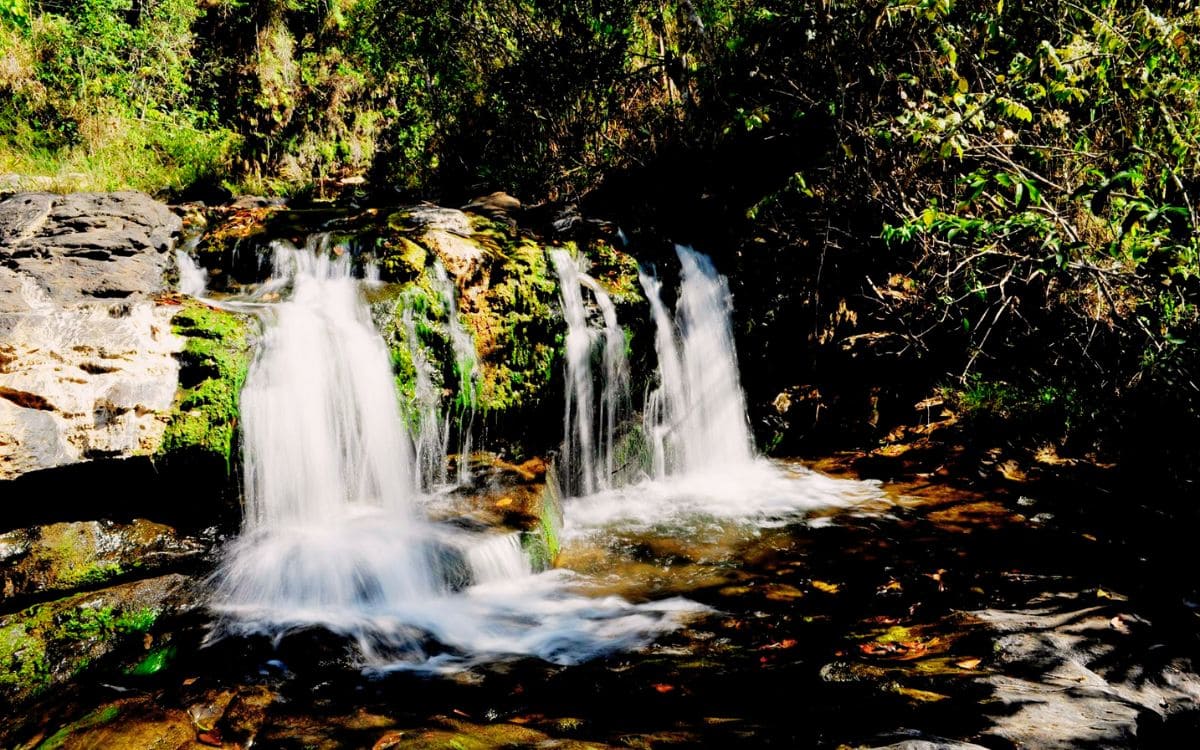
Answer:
(176, 240, 208, 297)
(639, 245, 754, 478)
(212, 240, 699, 669)
(401, 304, 451, 490)
(560, 244, 880, 534)
(550, 249, 630, 495)
(638, 268, 685, 478)
(213, 246, 435, 631)
(581, 273, 631, 488)
(432, 261, 479, 486)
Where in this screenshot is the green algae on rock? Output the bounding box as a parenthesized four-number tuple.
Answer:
(370, 209, 644, 455)
(157, 298, 255, 472)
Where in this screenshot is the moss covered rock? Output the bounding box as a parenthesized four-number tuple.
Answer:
(0, 520, 204, 604)
(157, 298, 255, 473)
(0, 573, 193, 711)
(370, 208, 644, 456)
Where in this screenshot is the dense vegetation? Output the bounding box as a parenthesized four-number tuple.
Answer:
(2, 0, 1198, 481)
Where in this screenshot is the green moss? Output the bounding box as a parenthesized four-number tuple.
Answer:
(0, 614, 51, 694)
(520, 474, 563, 571)
(36, 524, 128, 591)
(60, 562, 124, 589)
(1, 590, 165, 706)
(56, 603, 156, 641)
(469, 234, 562, 415)
(158, 299, 254, 471)
(125, 644, 177, 676)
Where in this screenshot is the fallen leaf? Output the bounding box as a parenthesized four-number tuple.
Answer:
(812, 580, 840, 594)
(764, 584, 805, 601)
(197, 730, 223, 747)
(760, 639, 798, 651)
(373, 732, 404, 750)
(495, 497, 514, 508)
(1097, 588, 1112, 599)
(652, 684, 675, 693)
(955, 658, 982, 670)
(891, 685, 950, 703)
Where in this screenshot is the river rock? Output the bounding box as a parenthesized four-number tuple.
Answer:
(0, 572, 196, 711)
(0, 519, 206, 603)
(0, 191, 184, 480)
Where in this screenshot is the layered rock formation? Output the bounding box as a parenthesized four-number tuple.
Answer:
(0, 192, 184, 480)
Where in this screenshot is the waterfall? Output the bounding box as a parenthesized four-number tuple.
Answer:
(639, 245, 754, 478)
(211, 240, 696, 669)
(401, 303, 450, 491)
(550, 250, 630, 496)
(176, 239, 208, 297)
(432, 261, 479, 486)
(214, 244, 436, 626)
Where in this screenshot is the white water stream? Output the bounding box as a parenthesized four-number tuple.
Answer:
(555, 245, 880, 538)
(550, 250, 630, 496)
(194, 231, 880, 673)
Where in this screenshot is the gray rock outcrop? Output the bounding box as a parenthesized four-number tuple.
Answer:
(0, 192, 184, 480)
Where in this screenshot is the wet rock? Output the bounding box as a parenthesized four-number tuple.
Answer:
(390, 205, 473, 236)
(218, 684, 277, 746)
(0, 191, 185, 481)
(23, 695, 198, 750)
(420, 228, 486, 282)
(0, 573, 196, 710)
(463, 191, 522, 227)
(0, 519, 206, 603)
(820, 660, 890, 685)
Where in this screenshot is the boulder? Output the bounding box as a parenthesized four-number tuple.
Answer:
(0, 192, 184, 481)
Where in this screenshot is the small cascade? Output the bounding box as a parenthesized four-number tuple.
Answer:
(580, 274, 631, 487)
(639, 245, 754, 478)
(432, 261, 479, 486)
(550, 250, 630, 496)
(638, 269, 685, 478)
(215, 244, 435, 622)
(401, 303, 450, 491)
(176, 240, 208, 297)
